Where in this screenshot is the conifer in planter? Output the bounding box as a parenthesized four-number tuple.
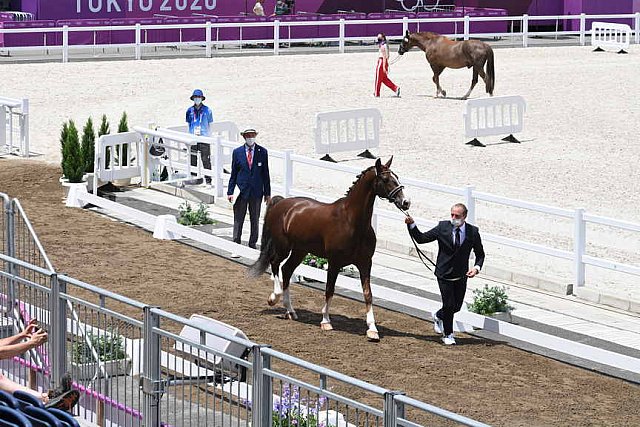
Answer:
(61, 120, 84, 184)
(99, 114, 111, 169)
(81, 117, 95, 174)
(117, 111, 129, 166)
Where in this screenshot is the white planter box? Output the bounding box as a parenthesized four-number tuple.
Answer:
(490, 311, 513, 323)
(72, 358, 131, 381)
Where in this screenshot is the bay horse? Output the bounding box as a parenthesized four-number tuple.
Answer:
(248, 158, 410, 341)
(398, 30, 495, 99)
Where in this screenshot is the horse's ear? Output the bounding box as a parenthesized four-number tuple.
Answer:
(385, 156, 393, 168)
(375, 158, 382, 175)
(405, 30, 410, 36)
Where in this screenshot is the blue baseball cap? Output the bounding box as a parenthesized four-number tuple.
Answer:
(190, 89, 205, 100)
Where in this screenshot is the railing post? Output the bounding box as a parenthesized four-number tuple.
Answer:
(402, 16, 408, 36)
(142, 306, 162, 427)
(261, 351, 273, 427)
(579, 13, 586, 46)
(140, 129, 150, 188)
(20, 98, 29, 158)
(339, 19, 345, 53)
(273, 20, 280, 56)
(522, 14, 529, 48)
(252, 344, 270, 427)
(214, 136, 224, 198)
(206, 21, 212, 57)
(464, 185, 476, 225)
(464, 15, 470, 40)
(5, 198, 16, 321)
(383, 391, 405, 427)
(635, 12, 640, 44)
(49, 273, 67, 390)
(283, 149, 293, 197)
(135, 23, 142, 60)
(62, 25, 69, 63)
(573, 208, 586, 288)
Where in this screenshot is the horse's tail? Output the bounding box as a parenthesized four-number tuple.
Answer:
(485, 46, 495, 95)
(247, 196, 284, 278)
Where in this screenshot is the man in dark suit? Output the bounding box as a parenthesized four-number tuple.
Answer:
(227, 129, 271, 256)
(405, 203, 485, 345)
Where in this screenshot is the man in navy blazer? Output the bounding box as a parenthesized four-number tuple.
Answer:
(405, 203, 485, 345)
(227, 129, 271, 253)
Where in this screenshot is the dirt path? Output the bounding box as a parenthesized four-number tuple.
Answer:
(1, 159, 639, 426)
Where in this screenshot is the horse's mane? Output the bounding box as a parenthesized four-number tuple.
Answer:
(344, 165, 376, 197)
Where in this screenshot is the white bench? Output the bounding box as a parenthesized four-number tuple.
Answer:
(591, 22, 632, 54)
(463, 95, 526, 147)
(314, 108, 381, 162)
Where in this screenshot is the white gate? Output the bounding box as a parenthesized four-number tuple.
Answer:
(591, 22, 632, 53)
(93, 131, 143, 193)
(463, 95, 526, 147)
(314, 108, 382, 162)
(0, 96, 29, 157)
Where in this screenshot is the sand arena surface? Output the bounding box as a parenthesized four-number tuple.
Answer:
(2, 44, 640, 297)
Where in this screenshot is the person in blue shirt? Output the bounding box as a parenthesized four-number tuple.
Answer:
(227, 129, 271, 254)
(186, 89, 214, 185)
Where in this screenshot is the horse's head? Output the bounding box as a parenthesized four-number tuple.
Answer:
(398, 30, 414, 55)
(374, 157, 411, 211)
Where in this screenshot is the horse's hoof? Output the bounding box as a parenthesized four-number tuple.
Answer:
(366, 330, 380, 342)
(268, 293, 281, 306)
(320, 323, 333, 331)
(285, 311, 298, 320)
(442, 91, 447, 98)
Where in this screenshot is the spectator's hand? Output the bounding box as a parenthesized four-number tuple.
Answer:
(466, 267, 479, 278)
(264, 196, 271, 204)
(228, 195, 234, 203)
(22, 319, 39, 337)
(404, 216, 415, 225)
(28, 329, 48, 347)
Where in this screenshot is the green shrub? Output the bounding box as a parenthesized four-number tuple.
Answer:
(177, 201, 215, 226)
(98, 114, 111, 168)
(72, 331, 127, 364)
(302, 254, 328, 269)
(59, 121, 70, 177)
(62, 120, 85, 183)
(81, 117, 96, 173)
(118, 111, 129, 166)
(468, 285, 513, 316)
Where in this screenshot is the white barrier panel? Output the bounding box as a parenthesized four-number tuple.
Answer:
(94, 131, 143, 192)
(591, 22, 632, 52)
(464, 95, 526, 147)
(314, 108, 381, 162)
(165, 120, 239, 166)
(0, 96, 29, 157)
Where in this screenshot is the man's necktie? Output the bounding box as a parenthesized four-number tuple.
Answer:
(247, 148, 253, 169)
(455, 227, 461, 249)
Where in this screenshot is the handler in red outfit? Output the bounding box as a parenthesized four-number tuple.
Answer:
(374, 33, 401, 98)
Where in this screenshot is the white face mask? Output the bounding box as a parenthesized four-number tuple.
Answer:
(451, 218, 464, 227)
(245, 137, 256, 146)
(193, 98, 202, 106)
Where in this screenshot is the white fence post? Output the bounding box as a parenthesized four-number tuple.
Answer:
(579, 13, 586, 46)
(0, 106, 6, 149)
(214, 136, 224, 198)
(402, 16, 408, 36)
(522, 15, 529, 47)
(635, 12, 640, 44)
(464, 15, 470, 40)
(273, 20, 280, 56)
(62, 25, 69, 63)
(464, 185, 475, 224)
(574, 208, 586, 288)
(339, 19, 345, 53)
(206, 21, 212, 58)
(135, 23, 141, 60)
(20, 98, 29, 158)
(283, 149, 293, 197)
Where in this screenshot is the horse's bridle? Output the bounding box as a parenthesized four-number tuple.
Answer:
(377, 170, 405, 204)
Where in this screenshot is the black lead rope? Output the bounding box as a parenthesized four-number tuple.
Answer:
(397, 207, 437, 272)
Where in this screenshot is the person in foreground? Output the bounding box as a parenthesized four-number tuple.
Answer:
(0, 319, 79, 411)
(405, 203, 485, 345)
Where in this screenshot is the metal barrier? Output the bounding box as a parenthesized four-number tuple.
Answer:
(314, 108, 381, 162)
(0, 191, 489, 426)
(463, 95, 526, 147)
(591, 21, 632, 53)
(0, 96, 29, 158)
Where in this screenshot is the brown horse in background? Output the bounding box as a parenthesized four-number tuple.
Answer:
(398, 30, 495, 99)
(248, 158, 410, 341)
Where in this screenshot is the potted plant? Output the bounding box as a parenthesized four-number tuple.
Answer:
(113, 111, 132, 186)
(72, 330, 131, 381)
(177, 201, 217, 232)
(468, 284, 514, 322)
(81, 117, 96, 192)
(60, 120, 86, 197)
(299, 255, 354, 282)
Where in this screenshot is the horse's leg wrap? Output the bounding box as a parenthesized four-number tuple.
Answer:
(366, 305, 379, 341)
(320, 296, 333, 330)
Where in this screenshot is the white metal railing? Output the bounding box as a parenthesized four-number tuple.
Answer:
(1, 13, 639, 62)
(93, 124, 640, 289)
(0, 96, 29, 157)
